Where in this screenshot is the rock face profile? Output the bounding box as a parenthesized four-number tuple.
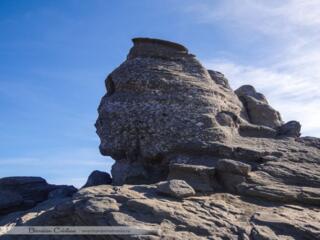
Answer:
(96, 37, 246, 185)
(95, 38, 316, 190)
(1, 38, 320, 240)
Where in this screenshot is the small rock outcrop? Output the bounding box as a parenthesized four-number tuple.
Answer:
(0, 177, 76, 216)
(235, 85, 283, 128)
(278, 120, 301, 137)
(82, 170, 112, 188)
(208, 70, 231, 89)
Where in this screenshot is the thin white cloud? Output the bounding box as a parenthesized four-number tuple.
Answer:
(0, 147, 113, 167)
(185, 0, 320, 35)
(183, 0, 320, 137)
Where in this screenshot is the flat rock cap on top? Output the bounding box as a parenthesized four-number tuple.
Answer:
(132, 37, 188, 52)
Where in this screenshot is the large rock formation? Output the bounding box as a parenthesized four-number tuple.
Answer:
(1, 38, 319, 240)
(95, 38, 319, 203)
(96, 37, 249, 185)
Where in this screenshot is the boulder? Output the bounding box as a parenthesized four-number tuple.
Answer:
(278, 121, 301, 137)
(215, 159, 251, 192)
(241, 96, 283, 128)
(168, 163, 216, 192)
(216, 159, 251, 176)
(235, 85, 283, 128)
(156, 180, 195, 199)
(235, 85, 268, 103)
(82, 170, 112, 188)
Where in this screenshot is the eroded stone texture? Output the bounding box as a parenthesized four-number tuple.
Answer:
(96, 38, 247, 184)
(1, 185, 319, 240)
(235, 85, 283, 128)
(278, 120, 301, 137)
(208, 70, 231, 89)
(0, 177, 77, 216)
(96, 38, 316, 206)
(156, 180, 195, 199)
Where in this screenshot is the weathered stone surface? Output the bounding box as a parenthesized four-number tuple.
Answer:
(208, 70, 231, 89)
(216, 159, 251, 176)
(82, 170, 112, 188)
(0, 177, 77, 216)
(156, 180, 195, 199)
(241, 96, 282, 129)
(235, 85, 283, 128)
(96, 38, 248, 184)
(1, 185, 319, 240)
(238, 124, 277, 138)
(278, 120, 301, 137)
(297, 136, 320, 149)
(94, 38, 320, 210)
(168, 163, 216, 192)
(0, 177, 55, 203)
(235, 85, 268, 103)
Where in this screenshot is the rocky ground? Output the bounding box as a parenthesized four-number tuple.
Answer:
(0, 182, 319, 239)
(0, 38, 319, 239)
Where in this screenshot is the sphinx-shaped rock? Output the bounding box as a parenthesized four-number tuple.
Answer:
(96, 38, 247, 184)
(96, 38, 318, 206)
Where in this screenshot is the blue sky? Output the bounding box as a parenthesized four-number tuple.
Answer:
(1, 0, 319, 187)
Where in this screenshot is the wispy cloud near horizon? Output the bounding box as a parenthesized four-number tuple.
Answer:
(184, 0, 320, 136)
